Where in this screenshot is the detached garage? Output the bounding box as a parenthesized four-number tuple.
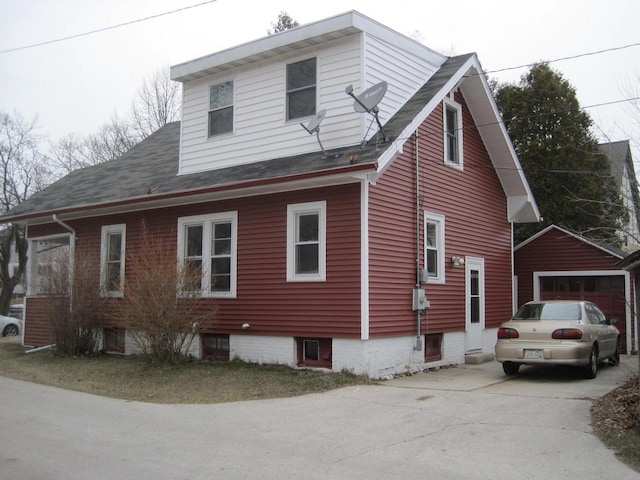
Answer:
(515, 225, 636, 354)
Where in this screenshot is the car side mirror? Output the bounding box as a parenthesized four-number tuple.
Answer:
(607, 317, 618, 325)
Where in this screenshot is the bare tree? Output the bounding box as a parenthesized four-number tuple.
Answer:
(0, 111, 53, 314)
(130, 67, 181, 138)
(51, 68, 180, 175)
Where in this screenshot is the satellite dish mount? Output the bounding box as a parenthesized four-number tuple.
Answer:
(300, 109, 327, 158)
(345, 81, 389, 146)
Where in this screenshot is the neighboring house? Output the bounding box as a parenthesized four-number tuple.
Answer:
(514, 224, 636, 354)
(0, 11, 540, 378)
(600, 140, 640, 252)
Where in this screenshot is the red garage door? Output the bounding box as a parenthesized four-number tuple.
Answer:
(540, 275, 627, 353)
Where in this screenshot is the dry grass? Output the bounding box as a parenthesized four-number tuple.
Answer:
(591, 374, 640, 472)
(0, 338, 369, 404)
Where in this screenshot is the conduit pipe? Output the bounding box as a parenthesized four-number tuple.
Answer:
(414, 131, 422, 351)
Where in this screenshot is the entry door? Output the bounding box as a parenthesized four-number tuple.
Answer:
(466, 257, 485, 352)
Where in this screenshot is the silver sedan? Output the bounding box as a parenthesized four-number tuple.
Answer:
(495, 300, 620, 379)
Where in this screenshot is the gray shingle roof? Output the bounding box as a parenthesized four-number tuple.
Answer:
(2, 55, 472, 223)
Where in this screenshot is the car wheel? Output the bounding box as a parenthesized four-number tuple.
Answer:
(502, 362, 520, 376)
(609, 339, 621, 366)
(2, 324, 19, 337)
(583, 346, 598, 379)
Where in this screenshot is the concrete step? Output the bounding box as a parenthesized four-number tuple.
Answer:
(464, 351, 495, 365)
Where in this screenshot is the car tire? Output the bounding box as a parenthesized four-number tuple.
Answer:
(609, 339, 621, 366)
(583, 346, 598, 379)
(502, 362, 520, 376)
(2, 324, 19, 337)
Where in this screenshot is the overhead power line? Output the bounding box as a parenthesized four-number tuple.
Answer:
(0, 0, 219, 54)
(485, 42, 640, 75)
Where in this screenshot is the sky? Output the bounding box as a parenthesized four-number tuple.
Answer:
(1, 0, 639, 160)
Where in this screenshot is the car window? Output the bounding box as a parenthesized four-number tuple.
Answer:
(585, 303, 607, 325)
(513, 303, 581, 321)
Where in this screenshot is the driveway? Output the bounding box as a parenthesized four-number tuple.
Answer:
(0, 357, 638, 480)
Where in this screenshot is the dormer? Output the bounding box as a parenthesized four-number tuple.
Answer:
(170, 11, 446, 175)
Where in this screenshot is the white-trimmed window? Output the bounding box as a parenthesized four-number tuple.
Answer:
(286, 58, 316, 120)
(177, 212, 238, 298)
(424, 212, 445, 284)
(101, 224, 126, 296)
(208, 80, 234, 137)
(443, 96, 463, 167)
(287, 201, 326, 282)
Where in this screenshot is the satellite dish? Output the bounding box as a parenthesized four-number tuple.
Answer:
(300, 109, 327, 157)
(345, 81, 390, 146)
(352, 81, 387, 113)
(301, 109, 326, 134)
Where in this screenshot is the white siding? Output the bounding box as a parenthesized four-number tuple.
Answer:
(179, 35, 364, 175)
(178, 31, 442, 175)
(361, 33, 441, 139)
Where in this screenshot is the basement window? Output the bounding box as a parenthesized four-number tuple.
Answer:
(202, 334, 230, 361)
(104, 328, 125, 354)
(296, 337, 331, 368)
(425, 333, 443, 362)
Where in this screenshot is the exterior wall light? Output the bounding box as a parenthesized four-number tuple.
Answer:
(451, 256, 465, 266)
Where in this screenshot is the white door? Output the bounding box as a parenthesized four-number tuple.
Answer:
(465, 257, 485, 352)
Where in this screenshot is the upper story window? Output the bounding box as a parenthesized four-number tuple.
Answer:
(287, 201, 326, 282)
(443, 96, 463, 168)
(178, 212, 238, 298)
(101, 224, 126, 297)
(209, 81, 234, 137)
(424, 212, 445, 284)
(286, 58, 316, 120)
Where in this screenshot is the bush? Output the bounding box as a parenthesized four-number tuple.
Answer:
(43, 253, 106, 356)
(119, 226, 213, 364)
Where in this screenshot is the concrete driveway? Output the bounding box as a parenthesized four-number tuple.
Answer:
(1, 357, 638, 480)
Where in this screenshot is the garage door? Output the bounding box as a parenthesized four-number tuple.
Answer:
(540, 275, 627, 353)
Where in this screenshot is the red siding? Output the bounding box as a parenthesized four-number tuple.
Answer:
(24, 185, 363, 346)
(368, 92, 513, 338)
(515, 228, 625, 305)
(23, 297, 54, 347)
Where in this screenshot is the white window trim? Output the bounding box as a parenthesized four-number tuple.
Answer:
(100, 224, 126, 297)
(443, 96, 463, 169)
(177, 212, 238, 298)
(424, 212, 445, 284)
(287, 201, 326, 282)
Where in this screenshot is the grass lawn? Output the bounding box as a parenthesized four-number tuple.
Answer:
(0, 338, 370, 404)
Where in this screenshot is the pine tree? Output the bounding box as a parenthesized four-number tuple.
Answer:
(494, 63, 626, 245)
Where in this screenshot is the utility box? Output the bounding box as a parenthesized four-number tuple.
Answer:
(412, 288, 430, 311)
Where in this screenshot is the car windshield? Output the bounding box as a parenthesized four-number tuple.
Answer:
(513, 303, 581, 321)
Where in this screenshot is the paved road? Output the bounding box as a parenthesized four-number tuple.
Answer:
(1, 357, 638, 480)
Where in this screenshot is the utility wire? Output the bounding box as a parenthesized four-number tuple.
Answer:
(485, 42, 640, 75)
(0, 0, 219, 54)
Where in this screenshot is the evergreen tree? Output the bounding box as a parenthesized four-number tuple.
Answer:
(268, 11, 299, 35)
(494, 63, 626, 245)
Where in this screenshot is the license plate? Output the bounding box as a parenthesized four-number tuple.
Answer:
(524, 349, 543, 359)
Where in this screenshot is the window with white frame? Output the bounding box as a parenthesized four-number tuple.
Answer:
(424, 212, 445, 283)
(208, 80, 234, 137)
(177, 212, 237, 298)
(101, 224, 126, 296)
(443, 96, 463, 167)
(286, 58, 316, 120)
(287, 201, 326, 282)
(28, 235, 71, 296)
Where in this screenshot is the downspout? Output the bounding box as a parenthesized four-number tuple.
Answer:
(52, 213, 76, 295)
(414, 131, 422, 351)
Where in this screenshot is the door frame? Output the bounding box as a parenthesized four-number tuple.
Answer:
(465, 256, 485, 352)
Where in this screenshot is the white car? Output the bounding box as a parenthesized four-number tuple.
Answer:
(0, 314, 21, 337)
(495, 300, 620, 379)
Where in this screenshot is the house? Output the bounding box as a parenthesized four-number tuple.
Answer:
(514, 224, 636, 354)
(1, 11, 539, 378)
(600, 140, 640, 251)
